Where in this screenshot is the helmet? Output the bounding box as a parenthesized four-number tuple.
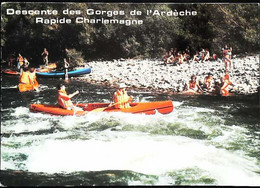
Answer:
(119, 83, 126, 88)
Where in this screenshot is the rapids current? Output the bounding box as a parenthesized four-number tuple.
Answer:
(1, 75, 260, 186)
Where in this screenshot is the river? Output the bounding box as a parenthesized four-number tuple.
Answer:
(1, 74, 260, 186)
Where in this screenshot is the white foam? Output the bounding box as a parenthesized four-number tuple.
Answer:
(24, 133, 260, 186)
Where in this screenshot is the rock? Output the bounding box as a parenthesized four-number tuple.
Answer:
(83, 56, 259, 95)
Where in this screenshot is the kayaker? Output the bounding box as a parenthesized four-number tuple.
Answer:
(28, 67, 39, 91)
(220, 72, 234, 96)
(19, 67, 30, 84)
(41, 48, 49, 66)
(57, 84, 81, 111)
(111, 83, 133, 109)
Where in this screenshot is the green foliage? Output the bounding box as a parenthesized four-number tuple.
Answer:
(1, 3, 259, 65)
(66, 48, 84, 67)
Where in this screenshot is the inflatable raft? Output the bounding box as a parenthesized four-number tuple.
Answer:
(36, 68, 91, 78)
(29, 101, 174, 116)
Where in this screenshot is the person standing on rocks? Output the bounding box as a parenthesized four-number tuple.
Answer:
(63, 48, 70, 81)
(222, 44, 232, 72)
(111, 83, 133, 109)
(41, 48, 49, 66)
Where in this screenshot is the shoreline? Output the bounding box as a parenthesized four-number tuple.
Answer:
(71, 55, 259, 96)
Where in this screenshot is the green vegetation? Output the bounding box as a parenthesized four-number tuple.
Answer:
(1, 3, 259, 65)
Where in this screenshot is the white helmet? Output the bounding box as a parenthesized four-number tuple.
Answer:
(119, 83, 126, 88)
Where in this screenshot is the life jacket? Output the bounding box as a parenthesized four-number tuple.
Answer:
(18, 56, 24, 65)
(220, 78, 231, 96)
(58, 90, 71, 109)
(114, 89, 131, 109)
(28, 72, 39, 88)
(19, 71, 30, 84)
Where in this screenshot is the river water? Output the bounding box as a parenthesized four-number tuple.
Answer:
(1, 74, 260, 186)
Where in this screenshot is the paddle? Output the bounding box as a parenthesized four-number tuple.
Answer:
(90, 103, 115, 112)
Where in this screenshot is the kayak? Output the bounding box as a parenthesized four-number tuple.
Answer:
(19, 81, 39, 92)
(36, 63, 57, 73)
(29, 100, 174, 116)
(2, 69, 19, 75)
(2, 63, 57, 75)
(36, 68, 91, 78)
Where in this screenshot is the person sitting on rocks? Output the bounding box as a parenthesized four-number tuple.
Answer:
(199, 48, 205, 62)
(111, 83, 133, 109)
(166, 51, 175, 65)
(175, 52, 184, 65)
(204, 49, 210, 61)
(184, 75, 203, 93)
(183, 49, 190, 63)
(193, 51, 200, 62)
(220, 72, 234, 96)
(57, 84, 81, 111)
(202, 73, 214, 92)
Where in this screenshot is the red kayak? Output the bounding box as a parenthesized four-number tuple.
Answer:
(29, 101, 174, 116)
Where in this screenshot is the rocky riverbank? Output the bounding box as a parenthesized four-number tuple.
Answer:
(76, 55, 259, 95)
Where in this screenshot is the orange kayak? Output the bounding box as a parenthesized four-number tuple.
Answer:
(2, 69, 19, 75)
(19, 81, 39, 92)
(29, 101, 174, 116)
(36, 63, 57, 73)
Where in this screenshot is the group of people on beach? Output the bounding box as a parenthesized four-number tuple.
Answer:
(163, 47, 217, 65)
(184, 44, 234, 96)
(184, 71, 234, 96)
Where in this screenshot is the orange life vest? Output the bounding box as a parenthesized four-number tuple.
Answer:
(19, 71, 30, 84)
(220, 78, 231, 96)
(18, 56, 24, 65)
(113, 89, 132, 109)
(58, 90, 72, 109)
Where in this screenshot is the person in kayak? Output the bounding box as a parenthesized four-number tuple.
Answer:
(111, 83, 133, 109)
(28, 67, 39, 91)
(19, 67, 40, 92)
(19, 67, 30, 84)
(57, 84, 81, 111)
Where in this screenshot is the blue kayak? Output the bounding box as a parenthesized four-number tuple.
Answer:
(36, 68, 91, 78)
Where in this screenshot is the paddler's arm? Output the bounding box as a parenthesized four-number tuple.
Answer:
(68, 90, 79, 98)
